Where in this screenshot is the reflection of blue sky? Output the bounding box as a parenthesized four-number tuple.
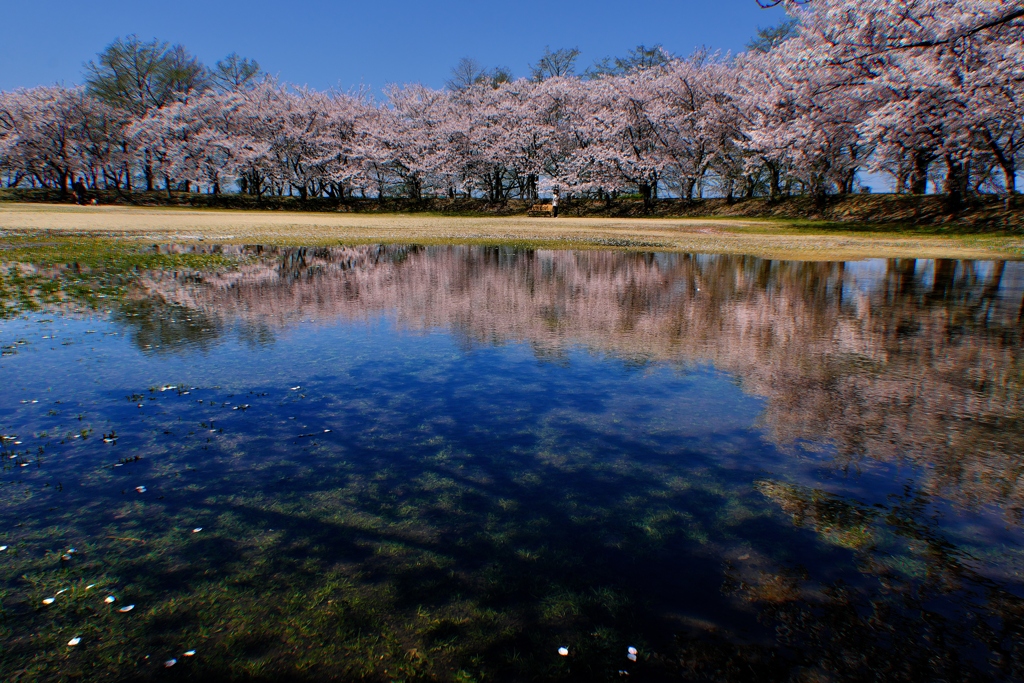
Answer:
(3, 295, 1022, 591)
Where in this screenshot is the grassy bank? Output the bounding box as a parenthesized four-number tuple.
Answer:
(2, 203, 1023, 261)
(2, 188, 1022, 232)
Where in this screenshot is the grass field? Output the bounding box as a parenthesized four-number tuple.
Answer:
(2, 203, 1022, 260)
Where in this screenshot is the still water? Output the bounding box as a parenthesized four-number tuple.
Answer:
(1, 244, 1022, 682)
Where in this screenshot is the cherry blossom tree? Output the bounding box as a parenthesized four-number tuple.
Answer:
(789, 0, 1024, 206)
(2, 4, 1022, 208)
(0, 87, 111, 194)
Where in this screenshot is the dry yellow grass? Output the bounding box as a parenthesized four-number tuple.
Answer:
(2, 203, 1022, 260)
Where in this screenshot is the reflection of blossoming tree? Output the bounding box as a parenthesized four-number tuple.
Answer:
(118, 246, 1024, 518)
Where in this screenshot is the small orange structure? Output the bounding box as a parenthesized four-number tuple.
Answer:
(527, 203, 554, 217)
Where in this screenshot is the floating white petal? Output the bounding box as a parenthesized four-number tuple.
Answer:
(557, 647, 569, 656)
(164, 658, 177, 667)
(104, 596, 116, 603)
(68, 637, 81, 646)
(119, 604, 135, 612)
(42, 597, 55, 605)
(627, 646, 637, 655)
(85, 584, 95, 590)
(0, 545, 7, 551)
(192, 527, 202, 533)
(183, 650, 196, 656)
(627, 653, 637, 662)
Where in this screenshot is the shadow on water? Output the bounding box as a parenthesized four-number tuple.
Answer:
(1, 242, 1023, 681)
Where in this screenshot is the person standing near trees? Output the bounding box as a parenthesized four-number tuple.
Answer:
(72, 177, 87, 205)
(552, 187, 559, 218)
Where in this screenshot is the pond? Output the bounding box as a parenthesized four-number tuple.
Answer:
(1, 243, 1023, 682)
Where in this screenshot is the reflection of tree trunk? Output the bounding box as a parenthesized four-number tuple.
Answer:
(929, 260, 957, 302)
(756, 259, 772, 290)
(983, 261, 1005, 300)
(886, 259, 918, 299)
(836, 262, 845, 308)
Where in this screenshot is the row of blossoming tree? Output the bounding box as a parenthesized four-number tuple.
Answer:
(1, 0, 1022, 208)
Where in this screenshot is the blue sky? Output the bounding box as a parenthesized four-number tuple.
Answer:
(0, 0, 787, 92)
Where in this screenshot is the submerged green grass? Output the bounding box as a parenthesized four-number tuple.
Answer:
(0, 413, 770, 681)
(0, 237, 240, 319)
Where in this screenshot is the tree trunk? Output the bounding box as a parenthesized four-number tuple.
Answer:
(144, 150, 154, 192)
(766, 162, 781, 201)
(910, 150, 930, 195)
(683, 177, 695, 201)
(638, 182, 652, 208)
(1003, 165, 1017, 210)
(943, 155, 965, 214)
(983, 128, 1018, 210)
(895, 169, 907, 194)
